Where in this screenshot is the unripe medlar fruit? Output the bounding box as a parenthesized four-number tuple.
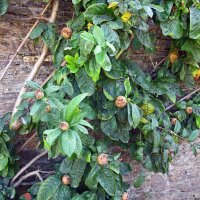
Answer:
(61, 27, 72, 39)
(171, 118, 177, 125)
(46, 105, 51, 112)
(141, 103, 155, 115)
(97, 153, 108, 166)
(186, 107, 193, 114)
(62, 175, 71, 185)
(122, 192, 129, 200)
(115, 96, 127, 108)
(35, 89, 44, 100)
(59, 122, 69, 131)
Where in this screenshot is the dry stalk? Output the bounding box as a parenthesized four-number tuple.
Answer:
(0, 0, 52, 81)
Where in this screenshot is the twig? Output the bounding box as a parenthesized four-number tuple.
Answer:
(157, 126, 187, 141)
(0, 0, 52, 81)
(12, 170, 45, 188)
(18, 132, 37, 153)
(11, 151, 48, 184)
(41, 70, 55, 87)
(150, 56, 167, 74)
(165, 87, 200, 111)
(12, 0, 59, 117)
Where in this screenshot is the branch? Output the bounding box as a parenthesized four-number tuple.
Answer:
(150, 56, 167, 74)
(0, 0, 52, 81)
(165, 87, 200, 111)
(11, 151, 48, 185)
(12, 0, 59, 117)
(12, 170, 42, 188)
(18, 132, 37, 153)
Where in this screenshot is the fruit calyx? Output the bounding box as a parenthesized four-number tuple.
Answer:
(62, 175, 71, 185)
(59, 122, 69, 131)
(61, 27, 72, 39)
(97, 153, 108, 166)
(115, 96, 127, 108)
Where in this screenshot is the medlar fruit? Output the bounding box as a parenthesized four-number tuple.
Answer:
(97, 153, 108, 166)
(35, 89, 44, 100)
(62, 175, 71, 185)
(115, 96, 127, 108)
(61, 27, 72, 39)
(59, 122, 69, 131)
(186, 107, 193, 114)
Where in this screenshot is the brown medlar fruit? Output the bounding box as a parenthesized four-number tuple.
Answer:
(35, 89, 44, 100)
(62, 175, 71, 185)
(61, 27, 72, 39)
(186, 107, 193, 114)
(115, 96, 127, 108)
(97, 153, 108, 166)
(59, 122, 69, 131)
(171, 118, 177, 125)
(122, 192, 129, 200)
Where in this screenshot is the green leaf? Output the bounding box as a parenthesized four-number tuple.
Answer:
(85, 164, 101, 189)
(62, 78, 74, 96)
(0, 0, 8, 15)
(192, 104, 200, 116)
(75, 68, 95, 96)
(37, 175, 61, 200)
(69, 158, 87, 188)
(84, 3, 109, 21)
(130, 103, 141, 128)
(61, 130, 77, 157)
(135, 30, 154, 49)
(30, 22, 47, 39)
(85, 57, 101, 82)
(80, 32, 96, 44)
(21, 92, 35, 99)
(98, 168, 116, 196)
(124, 78, 131, 97)
(0, 156, 8, 171)
(149, 4, 164, 12)
(65, 54, 80, 73)
(64, 93, 87, 122)
(101, 117, 118, 140)
(72, 0, 81, 5)
(174, 121, 181, 133)
(26, 81, 43, 90)
(188, 130, 199, 142)
(44, 128, 62, 149)
(94, 45, 106, 65)
(93, 25, 105, 45)
(189, 7, 200, 39)
(160, 17, 183, 39)
(133, 171, 145, 188)
(196, 116, 200, 128)
(153, 130, 160, 153)
(59, 157, 73, 174)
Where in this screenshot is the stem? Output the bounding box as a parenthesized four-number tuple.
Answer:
(11, 151, 48, 185)
(12, 0, 59, 117)
(0, 0, 52, 81)
(165, 87, 200, 111)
